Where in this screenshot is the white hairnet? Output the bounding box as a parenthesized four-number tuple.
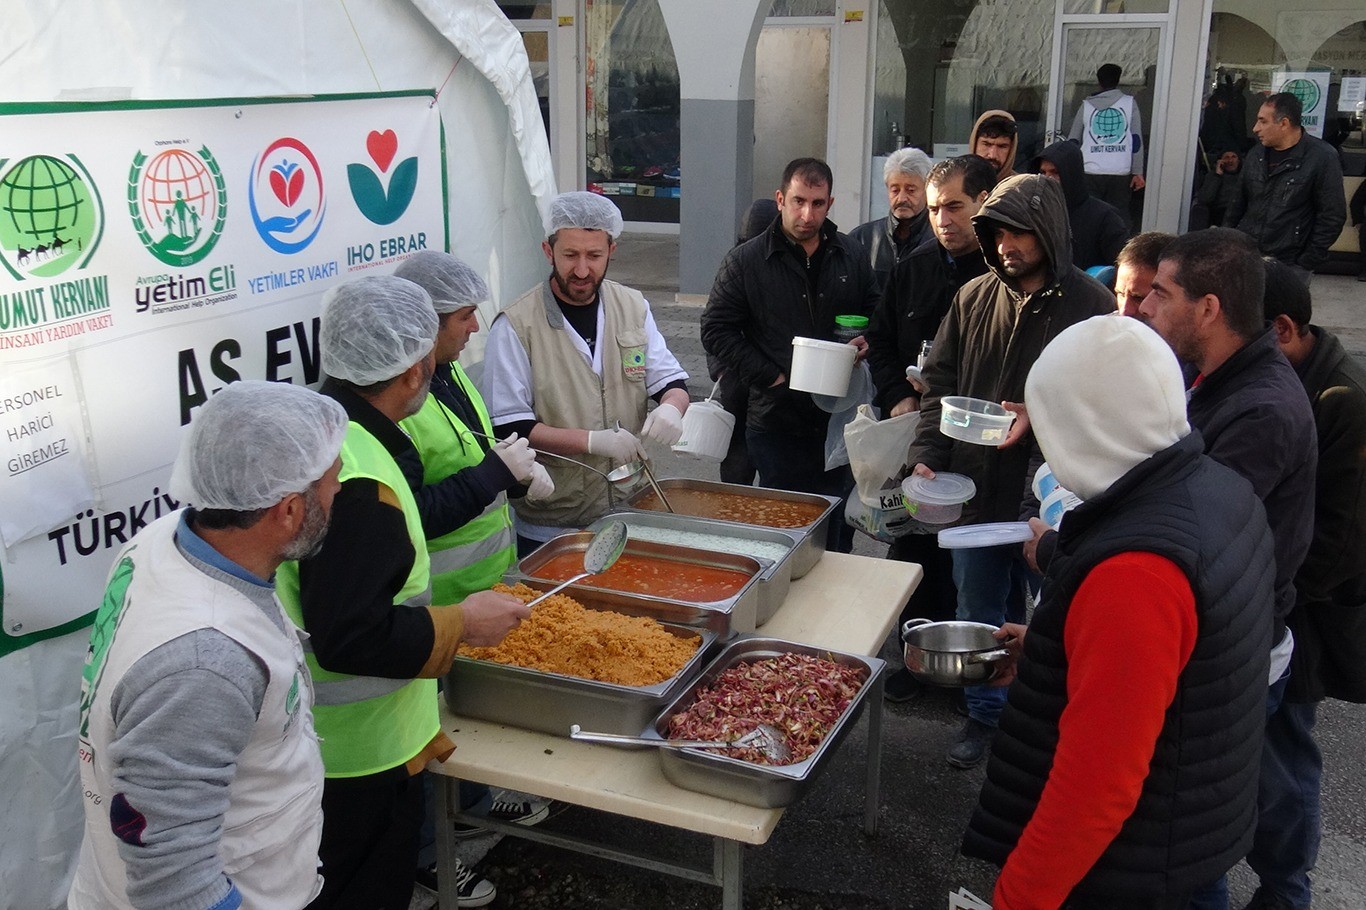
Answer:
(394, 250, 489, 315)
(320, 275, 437, 385)
(545, 191, 624, 240)
(884, 147, 933, 182)
(169, 381, 348, 511)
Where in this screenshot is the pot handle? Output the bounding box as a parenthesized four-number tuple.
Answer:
(901, 618, 933, 642)
(967, 648, 1012, 664)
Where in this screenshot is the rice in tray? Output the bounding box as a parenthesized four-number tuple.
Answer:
(458, 583, 701, 686)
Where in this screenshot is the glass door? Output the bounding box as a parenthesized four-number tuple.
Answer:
(1049, 20, 1168, 231)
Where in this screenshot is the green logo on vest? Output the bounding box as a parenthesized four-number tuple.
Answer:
(78, 553, 138, 738)
(1089, 106, 1128, 146)
(622, 345, 646, 381)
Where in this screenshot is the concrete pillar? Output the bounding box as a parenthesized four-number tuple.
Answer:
(1153, 0, 1216, 233)
(659, 0, 771, 295)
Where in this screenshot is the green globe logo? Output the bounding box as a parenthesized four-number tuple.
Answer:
(1090, 106, 1128, 145)
(1283, 79, 1321, 116)
(0, 154, 103, 280)
(127, 146, 227, 267)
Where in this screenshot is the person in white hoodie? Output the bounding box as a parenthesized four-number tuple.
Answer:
(69, 381, 348, 910)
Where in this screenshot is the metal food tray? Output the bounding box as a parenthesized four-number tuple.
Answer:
(506, 531, 766, 633)
(588, 511, 799, 626)
(445, 587, 719, 737)
(620, 479, 839, 580)
(644, 636, 886, 808)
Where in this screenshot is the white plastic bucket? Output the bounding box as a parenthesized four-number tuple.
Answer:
(671, 399, 735, 461)
(789, 337, 856, 397)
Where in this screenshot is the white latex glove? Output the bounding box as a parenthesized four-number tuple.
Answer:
(586, 427, 647, 467)
(525, 462, 555, 501)
(492, 433, 536, 483)
(640, 402, 685, 447)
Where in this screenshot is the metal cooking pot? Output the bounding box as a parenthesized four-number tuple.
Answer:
(900, 618, 1012, 686)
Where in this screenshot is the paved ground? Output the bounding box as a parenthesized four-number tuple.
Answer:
(419, 234, 1366, 909)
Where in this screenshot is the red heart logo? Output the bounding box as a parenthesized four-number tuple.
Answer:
(366, 130, 398, 173)
(268, 169, 306, 206)
(269, 169, 289, 205)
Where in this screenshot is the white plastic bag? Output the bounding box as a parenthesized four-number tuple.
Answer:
(844, 404, 920, 506)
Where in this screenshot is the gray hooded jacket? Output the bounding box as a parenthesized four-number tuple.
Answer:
(907, 174, 1116, 524)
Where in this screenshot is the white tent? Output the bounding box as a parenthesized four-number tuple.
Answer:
(0, 3, 554, 905)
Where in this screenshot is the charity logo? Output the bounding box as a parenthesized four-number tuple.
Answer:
(127, 146, 227, 267)
(347, 129, 418, 226)
(249, 137, 326, 254)
(0, 154, 103, 281)
(622, 345, 646, 381)
(1089, 106, 1128, 145)
(1282, 79, 1321, 116)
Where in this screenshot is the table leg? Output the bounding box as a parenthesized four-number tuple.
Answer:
(864, 669, 884, 835)
(714, 838, 744, 910)
(434, 775, 460, 910)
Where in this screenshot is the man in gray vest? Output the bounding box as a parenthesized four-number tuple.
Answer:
(481, 192, 690, 553)
(70, 381, 348, 910)
(1068, 63, 1146, 229)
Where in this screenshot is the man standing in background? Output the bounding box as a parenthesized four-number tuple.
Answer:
(1069, 63, 1146, 229)
(849, 147, 935, 294)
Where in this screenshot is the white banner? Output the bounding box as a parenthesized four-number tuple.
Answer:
(1272, 71, 1332, 139)
(0, 92, 446, 651)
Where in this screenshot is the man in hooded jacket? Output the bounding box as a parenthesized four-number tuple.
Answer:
(1028, 139, 1129, 270)
(908, 174, 1115, 768)
(970, 110, 1019, 183)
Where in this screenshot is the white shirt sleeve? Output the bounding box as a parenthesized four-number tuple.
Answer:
(478, 314, 538, 425)
(640, 297, 689, 396)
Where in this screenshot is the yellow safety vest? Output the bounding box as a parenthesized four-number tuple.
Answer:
(277, 421, 439, 778)
(400, 363, 516, 605)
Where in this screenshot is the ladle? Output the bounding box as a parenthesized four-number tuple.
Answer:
(467, 428, 642, 486)
(637, 457, 675, 513)
(523, 520, 628, 608)
(569, 722, 793, 764)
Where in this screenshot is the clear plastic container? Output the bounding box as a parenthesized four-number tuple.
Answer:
(901, 472, 976, 524)
(939, 396, 1015, 445)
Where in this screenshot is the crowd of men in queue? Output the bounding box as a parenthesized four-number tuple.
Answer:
(69, 84, 1360, 910)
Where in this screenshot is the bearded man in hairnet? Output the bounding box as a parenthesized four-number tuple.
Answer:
(70, 381, 348, 910)
(275, 275, 529, 909)
(479, 191, 690, 554)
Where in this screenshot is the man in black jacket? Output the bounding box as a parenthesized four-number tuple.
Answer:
(1226, 92, 1346, 285)
(907, 174, 1115, 767)
(1027, 139, 1129, 269)
(848, 147, 935, 294)
(701, 158, 879, 552)
(1250, 261, 1366, 910)
(865, 154, 996, 702)
(1138, 230, 1317, 910)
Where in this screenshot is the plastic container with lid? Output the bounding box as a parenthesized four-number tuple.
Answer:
(671, 399, 735, 462)
(939, 396, 1015, 445)
(833, 315, 869, 343)
(901, 472, 976, 525)
(789, 336, 857, 397)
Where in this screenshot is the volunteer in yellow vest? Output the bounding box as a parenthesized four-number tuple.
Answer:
(70, 381, 348, 910)
(395, 250, 553, 605)
(480, 191, 691, 553)
(276, 275, 529, 910)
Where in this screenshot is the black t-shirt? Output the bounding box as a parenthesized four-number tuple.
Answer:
(556, 294, 600, 354)
(1266, 141, 1298, 174)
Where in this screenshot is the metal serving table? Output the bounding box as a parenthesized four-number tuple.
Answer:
(430, 552, 921, 910)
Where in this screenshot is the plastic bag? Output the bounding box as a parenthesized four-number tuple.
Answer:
(823, 363, 876, 471)
(844, 404, 921, 506)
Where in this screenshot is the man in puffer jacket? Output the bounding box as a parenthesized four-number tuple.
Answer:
(907, 174, 1115, 768)
(1028, 139, 1129, 270)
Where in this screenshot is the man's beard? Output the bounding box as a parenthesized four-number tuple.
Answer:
(281, 490, 330, 561)
(551, 267, 603, 305)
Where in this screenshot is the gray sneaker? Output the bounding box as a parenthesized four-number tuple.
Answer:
(946, 718, 994, 769)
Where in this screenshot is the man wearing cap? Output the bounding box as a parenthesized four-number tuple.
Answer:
(908, 174, 1114, 768)
(276, 276, 529, 908)
(962, 316, 1274, 909)
(69, 381, 348, 910)
(480, 191, 690, 552)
